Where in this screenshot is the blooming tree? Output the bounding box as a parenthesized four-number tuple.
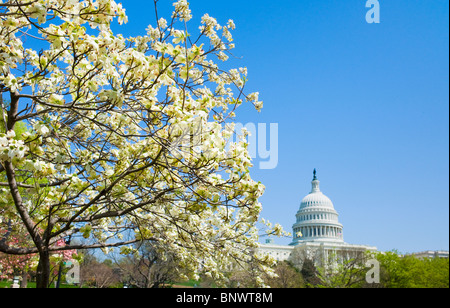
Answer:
(0, 231, 75, 285)
(0, 0, 283, 288)
(0, 228, 35, 280)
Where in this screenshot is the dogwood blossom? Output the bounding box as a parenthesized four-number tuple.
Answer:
(0, 0, 280, 288)
(0, 130, 28, 162)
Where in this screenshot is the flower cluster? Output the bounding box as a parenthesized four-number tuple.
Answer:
(173, 0, 192, 22)
(0, 130, 28, 163)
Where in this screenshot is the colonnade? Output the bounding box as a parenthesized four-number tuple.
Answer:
(294, 225, 343, 239)
(297, 213, 337, 222)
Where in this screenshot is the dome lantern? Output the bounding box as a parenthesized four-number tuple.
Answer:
(311, 169, 320, 193)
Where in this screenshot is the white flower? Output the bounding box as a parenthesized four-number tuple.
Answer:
(227, 20, 236, 30)
(35, 123, 50, 136)
(49, 94, 65, 105)
(0, 136, 7, 147)
(246, 92, 259, 102)
(6, 130, 15, 139)
(172, 30, 186, 45)
(3, 74, 19, 91)
(173, 0, 192, 21)
(158, 18, 167, 29)
(254, 100, 263, 112)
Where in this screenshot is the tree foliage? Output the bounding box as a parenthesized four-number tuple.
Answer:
(376, 251, 449, 288)
(0, 0, 281, 288)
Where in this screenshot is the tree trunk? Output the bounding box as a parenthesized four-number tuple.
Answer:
(36, 250, 51, 288)
(20, 271, 28, 288)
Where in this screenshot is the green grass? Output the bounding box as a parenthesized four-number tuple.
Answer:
(174, 279, 200, 287)
(0, 280, 80, 288)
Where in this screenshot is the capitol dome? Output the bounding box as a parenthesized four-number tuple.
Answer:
(300, 191, 334, 210)
(290, 169, 344, 245)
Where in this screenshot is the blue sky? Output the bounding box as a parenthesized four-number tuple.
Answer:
(116, 0, 449, 254)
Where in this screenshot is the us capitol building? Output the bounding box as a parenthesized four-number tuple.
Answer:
(259, 170, 378, 266)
